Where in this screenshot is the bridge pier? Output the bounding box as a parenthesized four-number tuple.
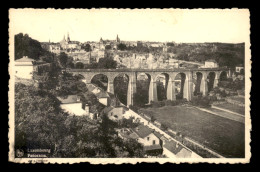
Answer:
(183, 72, 193, 101)
(214, 74, 220, 88)
(166, 80, 176, 101)
(149, 79, 158, 103)
(200, 76, 208, 96)
(127, 72, 137, 106)
(107, 81, 114, 94)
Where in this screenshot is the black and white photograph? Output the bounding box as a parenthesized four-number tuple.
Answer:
(8, 9, 251, 164)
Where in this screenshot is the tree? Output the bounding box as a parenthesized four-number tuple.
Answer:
(57, 72, 88, 97)
(98, 58, 117, 69)
(81, 44, 91, 52)
(105, 45, 112, 50)
(75, 62, 85, 69)
(117, 43, 127, 51)
(15, 33, 49, 61)
(15, 83, 69, 156)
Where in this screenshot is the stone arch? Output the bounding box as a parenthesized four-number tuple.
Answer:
(174, 72, 187, 100)
(154, 73, 170, 101)
(113, 73, 130, 105)
(219, 71, 228, 82)
(90, 74, 108, 91)
(136, 73, 152, 105)
(207, 72, 216, 93)
(73, 73, 86, 82)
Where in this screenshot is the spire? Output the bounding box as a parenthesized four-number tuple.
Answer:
(116, 34, 120, 42)
(67, 32, 70, 42)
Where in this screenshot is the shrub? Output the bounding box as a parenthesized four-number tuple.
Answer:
(160, 123, 169, 131)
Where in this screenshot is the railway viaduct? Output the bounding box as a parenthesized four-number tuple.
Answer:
(66, 68, 229, 106)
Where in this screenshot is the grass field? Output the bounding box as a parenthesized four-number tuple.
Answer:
(140, 105, 245, 158)
(214, 103, 245, 115)
(228, 96, 245, 104)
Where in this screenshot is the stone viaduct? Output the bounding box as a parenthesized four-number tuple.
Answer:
(66, 68, 229, 106)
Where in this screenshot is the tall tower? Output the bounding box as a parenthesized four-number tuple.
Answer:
(67, 32, 70, 42)
(116, 34, 120, 43)
(63, 35, 66, 42)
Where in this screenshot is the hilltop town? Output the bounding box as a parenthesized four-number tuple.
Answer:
(14, 33, 245, 158)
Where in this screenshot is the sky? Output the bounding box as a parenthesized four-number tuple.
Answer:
(9, 9, 250, 43)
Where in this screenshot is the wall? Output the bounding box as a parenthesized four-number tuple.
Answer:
(60, 103, 87, 116)
(15, 65, 34, 79)
(162, 147, 177, 158)
(138, 133, 160, 146)
(107, 107, 125, 121)
(98, 98, 108, 106)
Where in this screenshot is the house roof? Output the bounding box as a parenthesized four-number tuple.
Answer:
(176, 148, 192, 158)
(102, 106, 114, 114)
(86, 84, 96, 92)
(163, 140, 183, 155)
(132, 124, 153, 138)
(153, 131, 164, 139)
(96, 91, 110, 98)
(57, 95, 80, 104)
(15, 56, 35, 63)
(119, 128, 140, 140)
(205, 59, 217, 63)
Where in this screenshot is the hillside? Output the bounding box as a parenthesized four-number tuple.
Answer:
(167, 43, 245, 68)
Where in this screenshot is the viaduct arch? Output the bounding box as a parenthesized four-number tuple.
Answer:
(67, 68, 228, 106)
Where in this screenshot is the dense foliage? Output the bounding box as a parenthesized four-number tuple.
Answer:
(15, 83, 144, 158)
(15, 33, 54, 62)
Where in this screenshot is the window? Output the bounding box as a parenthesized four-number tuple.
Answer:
(147, 137, 149, 141)
(153, 140, 156, 145)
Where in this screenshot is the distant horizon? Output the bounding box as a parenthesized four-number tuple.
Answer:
(10, 9, 249, 44)
(16, 32, 246, 45)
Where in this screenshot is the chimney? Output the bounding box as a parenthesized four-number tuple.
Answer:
(85, 104, 89, 115)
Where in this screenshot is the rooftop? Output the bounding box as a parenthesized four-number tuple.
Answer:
(96, 91, 110, 98)
(163, 140, 183, 155)
(132, 124, 153, 138)
(15, 56, 35, 63)
(102, 106, 114, 114)
(205, 59, 217, 63)
(176, 148, 192, 158)
(57, 95, 81, 104)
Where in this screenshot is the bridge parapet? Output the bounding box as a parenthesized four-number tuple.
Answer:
(65, 67, 228, 73)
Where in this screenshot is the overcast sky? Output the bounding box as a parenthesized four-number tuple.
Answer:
(9, 9, 250, 43)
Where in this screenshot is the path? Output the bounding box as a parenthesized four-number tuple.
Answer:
(192, 106, 244, 124)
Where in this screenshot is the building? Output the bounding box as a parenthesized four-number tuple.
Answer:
(95, 91, 110, 106)
(236, 64, 244, 73)
(49, 44, 61, 54)
(132, 124, 163, 155)
(117, 128, 140, 140)
(168, 59, 179, 68)
(15, 56, 35, 79)
(57, 95, 89, 116)
(163, 140, 192, 158)
(103, 106, 129, 121)
(60, 33, 80, 50)
(204, 59, 219, 68)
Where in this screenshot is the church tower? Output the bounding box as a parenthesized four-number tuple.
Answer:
(116, 34, 120, 43)
(67, 32, 70, 42)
